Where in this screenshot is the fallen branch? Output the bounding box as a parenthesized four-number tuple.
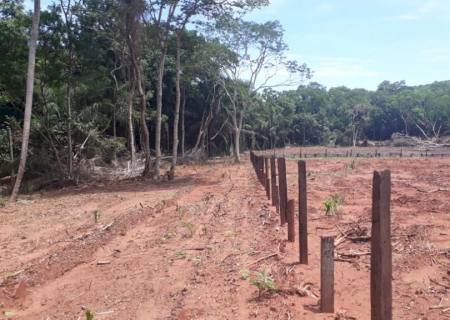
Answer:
(247, 252, 278, 267)
(102, 221, 114, 231)
(183, 246, 211, 251)
(430, 278, 450, 290)
(338, 251, 371, 258)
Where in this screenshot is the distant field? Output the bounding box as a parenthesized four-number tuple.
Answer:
(262, 145, 450, 158)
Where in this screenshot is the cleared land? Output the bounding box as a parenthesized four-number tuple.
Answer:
(1, 152, 449, 319)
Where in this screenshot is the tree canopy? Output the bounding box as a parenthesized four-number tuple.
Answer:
(1, 0, 450, 190)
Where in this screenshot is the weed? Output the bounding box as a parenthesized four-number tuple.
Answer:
(176, 204, 185, 219)
(324, 194, 344, 216)
(224, 230, 235, 237)
(201, 225, 208, 236)
(182, 221, 195, 238)
(161, 229, 176, 242)
(202, 192, 214, 204)
(0, 197, 6, 207)
(344, 159, 357, 173)
(174, 250, 186, 259)
(250, 268, 277, 297)
(192, 256, 202, 266)
(239, 268, 250, 280)
(3, 311, 14, 317)
(85, 310, 94, 320)
(93, 209, 101, 223)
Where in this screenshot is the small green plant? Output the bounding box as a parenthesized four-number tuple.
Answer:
(3, 311, 14, 318)
(200, 225, 208, 236)
(344, 159, 357, 173)
(93, 209, 101, 223)
(174, 250, 186, 259)
(239, 268, 250, 280)
(224, 230, 235, 237)
(202, 192, 214, 204)
(85, 310, 94, 320)
(324, 194, 344, 216)
(161, 229, 176, 242)
(0, 197, 7, 207)
(192, 256, 202, 266)
(176, 204, 185, 219)
(250, 268, 277, 297)
(182, 221, 195, 238)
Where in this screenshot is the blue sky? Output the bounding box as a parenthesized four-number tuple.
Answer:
(246, 0, 450, 90)
(27, 0, 450, 90)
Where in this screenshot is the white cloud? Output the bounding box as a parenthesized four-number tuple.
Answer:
(314, 58, 380, 78)
(302, 56, 382, 89)
(315, 3, 335, 13)
(395, 0, 450, 21)
(396, 14, 419, 21)
(419, 48, 450, 63)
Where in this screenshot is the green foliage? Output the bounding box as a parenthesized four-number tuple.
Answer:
(324, 194, 344, 216)
(85, 310, 94, 320)
(182, 221, 194, 238)
(344, 159, 357, 173)
(93, 209, 100, 223)
(239, 268, 250, 280)
(200, 224, 208, 236)
(1, 0, 450, 187)
(249, 268, 277, 296)
(174, 250, 187, 259)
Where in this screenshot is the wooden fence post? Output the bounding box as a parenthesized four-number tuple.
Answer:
(321, 236, 335, 313)
(287, 199, 295, 242)
(256, 155, 260, 183)
(258, 156, 263, 186)
(298, 160, 308, 264)
(270, 157, 277, 207)
(277, 158, 288, 225)
(264, 157, 270, 200)
(261, 157, 265, 188)
(371, 170, 392, 320)
(274, 184, 280, 213)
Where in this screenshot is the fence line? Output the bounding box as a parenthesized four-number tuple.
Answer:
(250, 150, 393, 316)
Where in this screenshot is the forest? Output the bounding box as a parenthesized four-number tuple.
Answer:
(1, 0, 450, 192)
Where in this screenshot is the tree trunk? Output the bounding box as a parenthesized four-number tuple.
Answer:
(154, 51, 166, 178)
(180, 86, 186, 158)
(8, 127, 15, 188)
(165, 121, 170, 153)
(352, 125, 358, 147)
(127, 84, 136, 165)
(415, 123, 430, 140)
(400, 113, 408, 135)
(169, 33, 182, 180)
(233, 126, 241, 163)
(124, 1, 151, 176)
(67, 85, 73, 179)
(192, 111, 206, 152)
(233, 110, 243, 163)
(10, 0, 40, 202)
(136, 71, 151, 175)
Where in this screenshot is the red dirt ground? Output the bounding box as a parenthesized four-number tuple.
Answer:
(0, 154, 449, 319)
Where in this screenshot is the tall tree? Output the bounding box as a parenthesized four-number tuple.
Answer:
(214, 18, 310, 162)
(123, 0, 152, 176)
(10, 0, 40, 201)
(146, 0, 179, 178)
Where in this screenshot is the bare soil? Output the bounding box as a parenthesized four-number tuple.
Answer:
(0, 154, 449, 319)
